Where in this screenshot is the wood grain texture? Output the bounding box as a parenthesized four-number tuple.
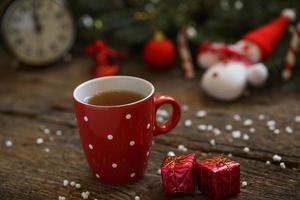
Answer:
(0, 56, 299, 200)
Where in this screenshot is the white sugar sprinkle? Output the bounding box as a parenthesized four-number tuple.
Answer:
(5, 140, 13, 147)
(268, 126, 275, 131)
(213, 128, 221, 136)
(274, 129, 280, 135)
(56, 130, 62, 136)
(207, 125, 213, 131)
(241, 181, 247, 187)
(167, 151, 175, 156)
(112, 163, 118, 168)
(273, 154, 282, 162)
(258, 114, 265, 120)
(182, 104, 189, 112)
(295, 115, 300, 123)
(280, 162, 286, 169)
(44, 147, 50, 153)
(81, 191, 89, 199)
(225, 124, 233, 131)
(243, 119, 253, 126)
(243, 134, 250, 140)
(249, 127, 256, 133)
(266, 160, 271, 165)
(196, 110, 207, 118)
(157, 109, 169, 118)
(232, 130, 241, 138)
(70, 181, 76, 186)
(75, 183, 81, 189)
(134, 196, 141, 200)
(107, 134, 113, 140)
(243, 147, 250, 153)
(198, 124, 207, 131)
(95, 173, 100, 179)
(147, 123, 151, 129)
(125, 114, 132, 119)
(210, 139, 216, 146)
(177, 144, 188, 152)
(43, 128, 50, 134)
(58, 196, 66, 200)
(184, 119, 192, 127)
(146, 151, 150, 156)
(130, 173, 136, 178)
(228, 153, 233, 157)
(36, 138, 44, 145)
(129, 141, 135, 146)
(285, 126, 293, 134)
(157, 169, 161, 175)
(266, 120, 275, 127)
(63, 179, 69, 186)
(233, 114, 241, 121)
(157, 116, 164, 123)
(88, 144, 93, 150)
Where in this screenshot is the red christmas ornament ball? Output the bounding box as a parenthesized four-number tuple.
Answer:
(143, 32, 176, 69)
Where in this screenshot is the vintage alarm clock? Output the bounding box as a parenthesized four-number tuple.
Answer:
(0, 0, 76, 66)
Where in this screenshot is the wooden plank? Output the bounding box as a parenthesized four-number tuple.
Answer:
(0, 57, 299, 199)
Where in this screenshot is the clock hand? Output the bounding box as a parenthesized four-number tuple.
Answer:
(32, 0, 42, 33)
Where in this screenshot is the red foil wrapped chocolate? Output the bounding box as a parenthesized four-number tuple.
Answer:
(161, 153, 196, 194)
(195, 155, 240, 200)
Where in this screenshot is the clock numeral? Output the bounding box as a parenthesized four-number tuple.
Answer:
(13, 16, 21, 23)
(32, 0, 43, 9)
(36, 49, 44, 56)
(25, 48, 32, 56)
(14, 38, 24, 45)
(19, 5, 28, 13)
(56, 11, 65, 19)
(10, 28, 20, 35)
(61, 23, 70, 30)
(58, 34, 66, 42)
(50, 43, 57, 51)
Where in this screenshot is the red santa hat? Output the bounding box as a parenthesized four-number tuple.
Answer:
(242, 9, 296, 60)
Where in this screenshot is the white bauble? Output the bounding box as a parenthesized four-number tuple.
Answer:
(282, 9, 296, 20)
(247, 63, 268, 86)
(201, 62, 247, 101)
(197, 52, 220, 69)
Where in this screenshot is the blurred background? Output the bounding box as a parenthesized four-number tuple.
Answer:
(0, 0, 299, 80)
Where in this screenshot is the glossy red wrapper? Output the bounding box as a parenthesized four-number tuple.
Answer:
(195, 155, 240, 200)
(161, 153, 196, 194)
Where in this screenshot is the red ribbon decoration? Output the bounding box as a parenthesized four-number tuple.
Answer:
(84, 40, 127, 77)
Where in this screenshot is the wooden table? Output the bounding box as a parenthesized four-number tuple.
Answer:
(0, 56, 299, 200)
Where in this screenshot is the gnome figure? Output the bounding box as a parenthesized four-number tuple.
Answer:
(197, 9, 295, 101)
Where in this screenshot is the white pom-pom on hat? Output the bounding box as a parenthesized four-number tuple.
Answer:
(201, 62, 248, 101)
(247, 63, 268, 86)
(282, 9, 296, 20)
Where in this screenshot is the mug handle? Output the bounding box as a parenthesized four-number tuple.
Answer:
(153, 94, 181, 136)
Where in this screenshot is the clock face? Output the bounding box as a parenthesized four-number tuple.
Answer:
(1, 0, 75, 66)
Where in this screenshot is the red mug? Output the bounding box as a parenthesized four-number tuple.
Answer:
(73, 76, 181, 184)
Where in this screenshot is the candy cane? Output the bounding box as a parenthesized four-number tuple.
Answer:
(282, 23, 300, 80)
(177, 28, 195, 79)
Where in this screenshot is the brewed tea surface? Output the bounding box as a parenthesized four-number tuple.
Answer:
(87, 90, 145, 106)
